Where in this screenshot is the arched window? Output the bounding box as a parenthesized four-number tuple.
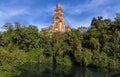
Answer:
(55, 17, 59, 20)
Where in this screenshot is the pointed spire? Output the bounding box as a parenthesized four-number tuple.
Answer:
(56, 3, 62, 8)
(54, 3, 63, 13)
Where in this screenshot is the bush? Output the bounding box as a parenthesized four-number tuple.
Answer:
(0, 47, 26, 77)
(56, 55, 72, 66)
(92, 52, 108, 67)
(75, 49, 93, 66)
(26, 48, 53, 64)
(108, 57, 119, 68)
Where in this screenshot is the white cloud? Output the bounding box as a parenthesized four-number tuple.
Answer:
(65, 16, 92, 28)
(0, 1, 55, 31)
(0, 0, 120, 31)
(63, 0, 110, 15)
(0, 7, 29, 31)
(0, 8, 28, 20)
(63, 0, 119, 16)
(62, 0, 120, 28)
(28, 21, 51, 31)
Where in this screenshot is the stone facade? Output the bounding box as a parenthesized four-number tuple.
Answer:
(42, 3, 71, 32)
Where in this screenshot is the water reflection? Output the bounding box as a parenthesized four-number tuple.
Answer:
(16, 63, 120, 77)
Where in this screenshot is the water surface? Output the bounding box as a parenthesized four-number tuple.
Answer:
(16, 63, 120, 77)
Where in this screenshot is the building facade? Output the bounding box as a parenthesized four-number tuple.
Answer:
(42, 3, 71, 32)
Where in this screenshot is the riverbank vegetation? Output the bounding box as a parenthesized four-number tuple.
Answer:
(0, 14, 120, 76)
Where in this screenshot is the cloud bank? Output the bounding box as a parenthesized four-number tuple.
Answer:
(0, 0, 120, 30)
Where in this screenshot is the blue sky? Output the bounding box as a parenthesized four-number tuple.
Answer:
(0, 0, 120, 31)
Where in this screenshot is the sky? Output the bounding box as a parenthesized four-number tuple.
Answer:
(0, 0, 120, 31)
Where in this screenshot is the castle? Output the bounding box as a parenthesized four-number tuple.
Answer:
(42, 3, 71, 32)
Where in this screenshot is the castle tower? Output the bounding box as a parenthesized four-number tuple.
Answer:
(52, 3, 65, 32)
(42, 3, 71, 32)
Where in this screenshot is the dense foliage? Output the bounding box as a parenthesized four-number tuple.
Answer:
(0, 15, 120, 76)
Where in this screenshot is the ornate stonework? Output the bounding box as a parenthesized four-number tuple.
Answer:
(42, 3, 71, 32)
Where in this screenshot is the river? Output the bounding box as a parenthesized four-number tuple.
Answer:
(16, 63, 120, 77)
